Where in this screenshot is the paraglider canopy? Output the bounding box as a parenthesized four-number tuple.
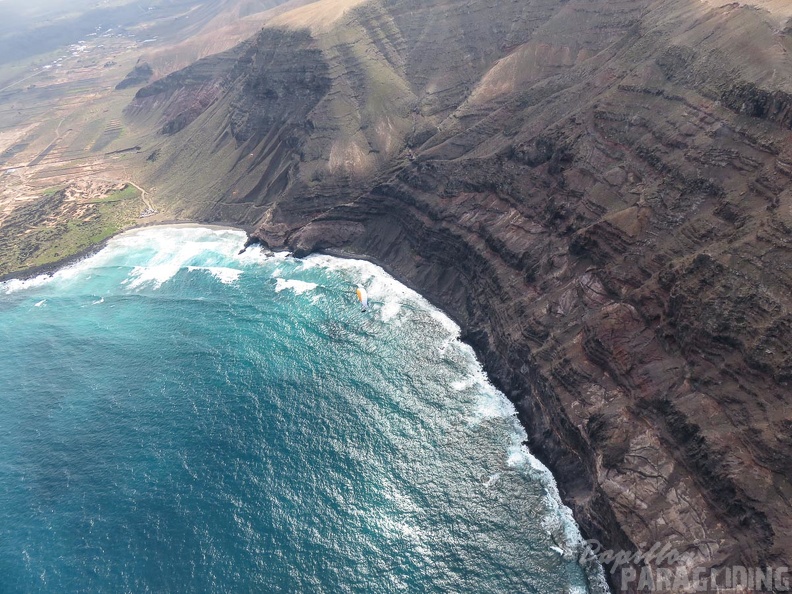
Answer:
(355, 285, 368, 312)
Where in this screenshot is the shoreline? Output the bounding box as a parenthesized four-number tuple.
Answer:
(1, 222, 608, 591)
(0, 226, 605, 593)
(0, 219, 251, 284)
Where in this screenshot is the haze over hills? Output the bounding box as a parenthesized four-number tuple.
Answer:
(2, 0, 792, 590)
(0, 0, 294, 67)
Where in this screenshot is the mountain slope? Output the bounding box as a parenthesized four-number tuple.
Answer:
(125, 0, 792, 588)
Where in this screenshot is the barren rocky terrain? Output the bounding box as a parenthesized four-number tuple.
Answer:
(4, 0, 792, 591)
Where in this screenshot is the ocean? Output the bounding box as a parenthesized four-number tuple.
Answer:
(0, 225, 606, 593)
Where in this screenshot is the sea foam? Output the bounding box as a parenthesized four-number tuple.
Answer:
(274, 278, 318, 295)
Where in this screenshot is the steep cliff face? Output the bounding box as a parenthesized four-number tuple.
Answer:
(128, 0, 626, 221)
(127, 0, 792, 589)
(125, 27, 334, 220)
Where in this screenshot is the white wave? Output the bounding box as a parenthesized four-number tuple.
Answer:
(274, 278, 317, 295)
(116, 225, 247, 250)
(33, 299, 46, 307)
(123, 264, 183, 290)
(2, 250, 117, 295)
(2, 226, 253, 296)
(437, 336, 452, 355)
(117, 227, 250, 290)
(472, 389, 517, 425)
(507, 442, 531, 468)
(300, 254, 417, 305)
(0, 224, 608, 593)
(510, 434, 609, 591)
(428, 308, 460, 335)
(2, 274, 55, 295)
(379, 301, 402, 321)
(453, 341, 517, 426)
(92, 297, 104, 305)
(299, 254, 442, 331)
(187, 266, 243, 285)
(450, 378, 475, 391)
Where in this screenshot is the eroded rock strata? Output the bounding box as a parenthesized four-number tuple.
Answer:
(127, 0, 792, 590)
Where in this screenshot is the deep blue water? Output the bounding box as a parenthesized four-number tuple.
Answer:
(0, 226, 605, 593)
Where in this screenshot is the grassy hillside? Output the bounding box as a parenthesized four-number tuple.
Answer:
(0, 183, 141, 276)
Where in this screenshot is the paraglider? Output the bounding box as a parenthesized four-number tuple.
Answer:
(355, 285, 368, 312)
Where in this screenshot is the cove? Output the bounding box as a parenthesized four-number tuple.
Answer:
(0, 225, 606, 593)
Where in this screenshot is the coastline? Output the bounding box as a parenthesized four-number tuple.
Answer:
(250, 217, 639, 592)
(0, 227, 605, 592)
(2, 223, 611, 592)
(236, 239, 616, 591)
(2, 223, 609, 591)
(0, 235, 117, 284)
(0, 219, 251, 284)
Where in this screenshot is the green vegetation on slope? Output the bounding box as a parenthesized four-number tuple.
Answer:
(0, 184, 142, 277)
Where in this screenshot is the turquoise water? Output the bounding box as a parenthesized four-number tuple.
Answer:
(0, 226, 604, 593)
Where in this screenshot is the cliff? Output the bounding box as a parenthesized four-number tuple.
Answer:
(125, 0, 792, 590)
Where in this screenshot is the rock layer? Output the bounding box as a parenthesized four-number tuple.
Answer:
(127, 0, 792, 590)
